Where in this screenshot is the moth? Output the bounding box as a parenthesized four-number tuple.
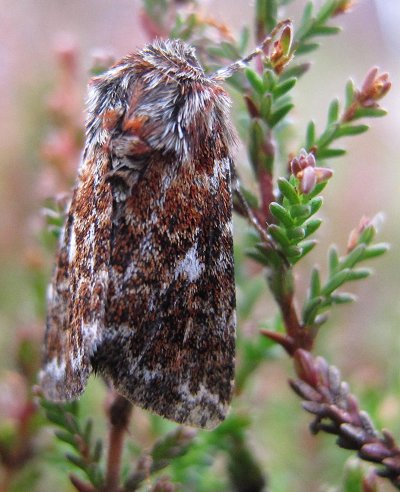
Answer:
(40, 38, 265, 429)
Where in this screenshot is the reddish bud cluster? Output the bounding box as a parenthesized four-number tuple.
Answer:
(359, 67, 391, 107)
(270, 24, 293, 74)
(290, 350, 400, 487)
(290, 149, 333, 194)
(333, 0, 356, 16)
(347, 216, 373, 252)
(341, 67, 391, 123)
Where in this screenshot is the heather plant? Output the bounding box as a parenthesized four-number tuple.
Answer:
(0, 1, 397, 491)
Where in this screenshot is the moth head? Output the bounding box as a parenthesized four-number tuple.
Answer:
(139, 39, 206, 82)
(127, 39, 236, 160)
(86, 40, 236, 161)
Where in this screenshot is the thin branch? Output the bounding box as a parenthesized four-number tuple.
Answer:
(103, 394, 133, 492)
(290, 349, 400, 489)
(233, 186, 277, 251)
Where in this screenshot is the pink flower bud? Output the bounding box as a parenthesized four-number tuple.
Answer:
(359, 68, 391, 107)
(290, 150, 332, 194)
(299, 166, 317, 194)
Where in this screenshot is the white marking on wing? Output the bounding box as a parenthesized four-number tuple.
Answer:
(68, 228, 77, 263)
(40, 357, 66, 382)
(174, 381, 228, 428)
(174, 243, 205, 282)
(183, 318, 193, 344)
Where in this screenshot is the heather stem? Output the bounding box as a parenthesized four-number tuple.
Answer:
(255, 0, 278, 43)
(266, 263, 315, 353)
(0, 470, 12, 492)
(234, 187, 276, 250)
(280, 291, 302, 343)
(258, 165, 275, 225)
(103, 394, 133, 492)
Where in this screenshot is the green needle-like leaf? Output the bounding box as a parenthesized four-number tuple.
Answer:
(269, 202, 294, 227)
(290, 204, 311, 221)
(304, 218, 322, 237)
(328, 246, 340, 274)
(330, 292, 357, 304)
(340, 244, 366, 269)
(303, 296, 323, 325)
(296, 42, 320, 55)
(317, 148, 346, 159)
(269, 103, 295, 127)
(328, 98, 340, 124)
(321, 269, 351, 295)
(273, 78, 297, 99)
(278, 177, 300, 204)
(245, 68, 264, 94)
(310, 267, 321, 298)
(268, 224, 290, 247)
(287, 227, 306, 242)
(309, 197, 323, 215)
(361, 243, 389, 259)
(336, 124, 369, 137)
(306, 120, 316, 149)
(55, 430, 78, 447)
(346, 268, 372, 281)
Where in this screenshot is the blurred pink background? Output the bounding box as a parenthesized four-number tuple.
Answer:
(0, 1, 399, 489)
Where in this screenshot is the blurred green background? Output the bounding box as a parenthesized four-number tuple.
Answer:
(0, 1, 399, 491)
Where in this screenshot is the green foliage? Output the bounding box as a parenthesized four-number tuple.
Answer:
(235, 330, 277, 392)
(342, 458, 378, 492)
(304, 96, 368, 159)
(1, 1, 393, 491)
(302, 219, 388, 327)
(304, 77, 387, 159)
(245, 67, 296, 126)
(249, 177, 326, 265)
(124, 427, 197, 490)
(295, 0, 343, 55)
(40, 399, 104, 488)
(142, 0, 168, 26)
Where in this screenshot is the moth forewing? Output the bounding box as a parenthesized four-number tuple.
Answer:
(41, 39, 238, 429)
(40, 147, 113, 402)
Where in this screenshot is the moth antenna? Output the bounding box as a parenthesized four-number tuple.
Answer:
(212, 19, 291, 80)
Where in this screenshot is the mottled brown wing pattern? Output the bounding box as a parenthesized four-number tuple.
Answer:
(92, 151, 235, 429)
(40, 39, 237, 429)
(40, 149, 113, 400)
